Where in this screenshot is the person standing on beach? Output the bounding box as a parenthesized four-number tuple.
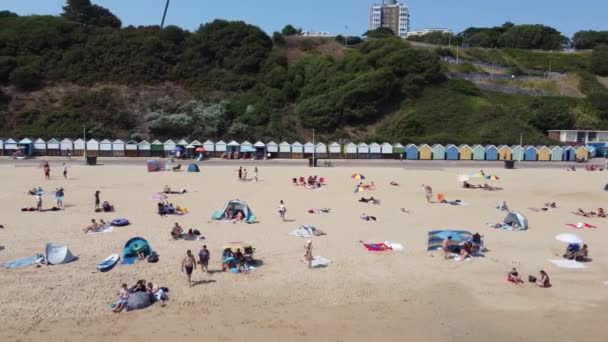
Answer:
(238, 166, 242, 181)
(278, 200, 287, 221)
(35, 193, 42, 212)
(43, 161, 50, 180)
(55, 188, 64, 208)
(62, 163, 68, 180)
(305, 240, 313, 269)
(422, 184, 433, 204)
(94, 191, 101, 211)
(198, 245, 210, 274)
(243, 168, 248, 180)
(181, 250, 196, 287)
(254, 167, 259, 182)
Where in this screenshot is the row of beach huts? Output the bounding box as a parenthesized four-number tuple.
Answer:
(0, 138, 590, 161)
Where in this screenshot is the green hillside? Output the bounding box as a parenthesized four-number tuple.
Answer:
(1, 2, 608, 145)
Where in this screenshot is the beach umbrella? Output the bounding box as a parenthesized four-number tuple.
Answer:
(457, 174, 469, 182)
(195, 147, 205, 152)
(151, 193, 167, 201)
(351, 173, 365, 180)
(555, 233, 583, 244)
(354, 186, 365, 193)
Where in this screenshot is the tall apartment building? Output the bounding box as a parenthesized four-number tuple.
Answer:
(369, 0, 410, 38)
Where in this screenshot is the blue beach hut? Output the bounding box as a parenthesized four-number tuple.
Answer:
(446, 144, 459, 160)
(485, 145, 499, 161)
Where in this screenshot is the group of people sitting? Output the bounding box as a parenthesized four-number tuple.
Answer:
(222, 208, 246, 222)
(157, 202, 188, 216)
(162, 185, 187, 194)
(563, 243, 591, 262)
(462, 181, 502, 191)
(359, 197, 380, 205)
(222, 248, 255, 273)
(170, 223, 203, 240)
(83, 219, 110, 233)
(112, 280, 168, 313)
(573, 208, 606, 217)
(293, 176, 324, 189)
(441, 234, 482, 260)
(507, 268, 551, 288)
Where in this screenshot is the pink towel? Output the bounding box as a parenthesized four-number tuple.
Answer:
(566, 223, 597, 229)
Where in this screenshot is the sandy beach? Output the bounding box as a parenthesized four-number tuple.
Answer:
(1, 161, 607, 342)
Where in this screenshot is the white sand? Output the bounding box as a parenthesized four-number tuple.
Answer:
(0, 163, 607, 341)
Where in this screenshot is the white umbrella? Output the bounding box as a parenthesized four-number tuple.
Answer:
(555, 233, 583, 244)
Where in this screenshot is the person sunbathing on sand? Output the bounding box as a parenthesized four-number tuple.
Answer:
(507, 268, 524, 284)
(83, 219, 100, 233)
(573, 208, 593, 217)
(360, 214, 377, 222)
(597, 208, 606, 218)
(544, 202, 557, 208)
(390, 181, 399, 186)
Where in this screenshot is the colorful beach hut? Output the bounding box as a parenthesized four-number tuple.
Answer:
(446, 144, 459, 160)
(432, 144, 446, 160)
(575, 146, 588, 161)
(60, 138, 73, 156)
(315, 142, 328, 159)
(329, 142, 341, 159)
(214, 140, 226, 158)
(498, 145, 512, 160)
(34, 138, 46, 156)
(303, 142, 314, 158)
(405, 144, 419, 160)
(125, 140, 138, 157)
(149, 140, 163, 157)
(176, 139, 189, 148)
(511, 145, 524, 161)
(137, 140, 151, 157)
(46, 138, 61, 156)
(266, 141, 278, 158)
(550, 146, 563, 161)
(345, 143, 358, 159)
(358, 143, 370, 159)
(291, 142, 304, 159)
(524, 145, 537, 161)
(369, 143, 381, 159)
(18, 138, 34, 157)
(381, 143, 393, 159)
(72, 139, 85, 156)
(485, 145, 499, 161)
(227, 141, 239, 155)
(562, 146, 575, 161)
(4, 138, 17, 156)
(202, 140, 215, 156)
(537, 146, 551, 161)
(99, 139, 113, 157)
(254, 141, 266, 159)
(392, 143, 405, 159)
(278, 141, 291, 159)
(419, 144, 432, 160)
(472, 145, 486, 160)
(459, 145, 473, 160)
(112, 139, 125, 157)
(163, 140, 176, 156)
(86, 139, 100, 157)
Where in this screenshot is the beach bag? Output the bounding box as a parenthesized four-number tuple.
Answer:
(528, 275, 537, 283)
(147, 252, 159, 263)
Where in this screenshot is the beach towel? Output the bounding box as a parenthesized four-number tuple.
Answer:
(363, 243, 392, 252)
(566, 223, 597, 229)
(487, 223, 526, 231)
(307, 256, 331, 268)
(0, 254, 44, 269)
(548, 259, 586, 269)
(86, 226, 114, 235)
(121, 257, 137, 265)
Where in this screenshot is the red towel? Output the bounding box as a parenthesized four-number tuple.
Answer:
(565, 223, 597, 229)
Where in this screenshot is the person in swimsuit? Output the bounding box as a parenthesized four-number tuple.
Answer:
(94, 191, 101, 211)
(422, 184, 433, 204)
(304, 240, 313, 269)
(278, 200, 287, 221)
(182, 250, 196, 287)
(113, 283, 129, 313)
(43, 161, 50, 180)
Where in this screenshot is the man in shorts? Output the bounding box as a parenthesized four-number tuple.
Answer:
(198, 245, 210, 273)
(181, 250, 196, 287)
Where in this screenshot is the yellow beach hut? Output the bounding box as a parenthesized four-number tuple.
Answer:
(459, 144, 473, 160)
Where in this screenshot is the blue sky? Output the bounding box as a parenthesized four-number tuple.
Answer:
(3, 0, 606, 37)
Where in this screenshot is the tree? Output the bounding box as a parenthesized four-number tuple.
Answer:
(281, 25, 301, 36)
(587, 93, 608, 120)
(531, 99, 575, 131)
(590, 44, 608, 76)
(363, 27, 394, 38)
(573, 30, 608, 50)
(9, 66, 41, 90)
(0, 57, 17, 82)
(272, 31, 286, 46)
(62, 0, 121, 28)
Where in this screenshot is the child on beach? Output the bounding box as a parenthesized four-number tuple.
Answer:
(113, 284, 129, 313)
(422, 184, 432, 204)
(278, 200, 287, 221)
(507, 268, 524, 284)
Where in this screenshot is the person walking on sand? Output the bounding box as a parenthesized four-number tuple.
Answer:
(43, 161, 50, 180)
(181, 250, 197, 287)
(422, 184, 433, 204)
(278, 200, 287, 221)
(94, 191, 101, 211)
(62, 163, 68, 180)
(55, 188, 64, 208)
(238, 166, 243, 181)
(305, 240, 313, 269)
(35, 193, 42, 212)
(198, 245, 210, 274)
